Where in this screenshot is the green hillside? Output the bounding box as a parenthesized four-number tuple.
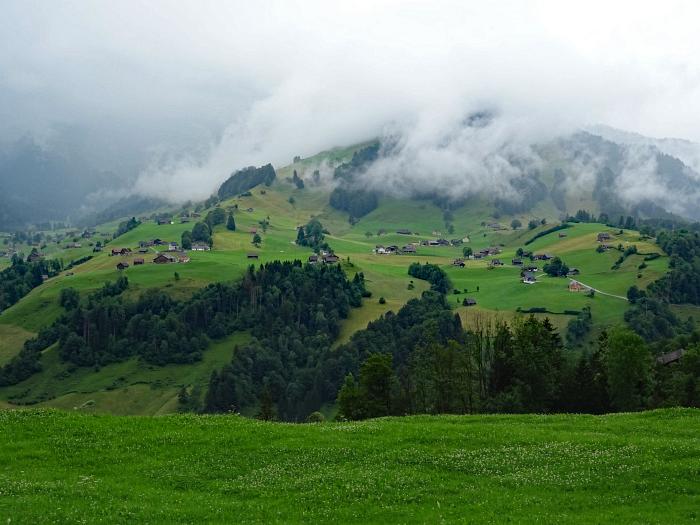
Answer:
(0, 408, 698, 523)
(0, 145, 675, 414)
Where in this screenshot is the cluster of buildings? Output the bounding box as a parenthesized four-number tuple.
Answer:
(308, 251, 340, 264)
(374, 244, 417, 255)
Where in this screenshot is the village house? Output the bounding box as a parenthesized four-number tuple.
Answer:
(308, 254, 319, 264)
(558, 232, 567, 238)
(453, 258, 466, 267)
(41, 274, 49, 282)
(512, 258, 523, 266)
(153, 253, 177, 264)
(65, 242, 81, 249)
(157, 218, 173, 225)
(656, 349, 686, 365)
(323, 254, 340, 264)
(190, 243, 210, 251)
(167, 242, 179, 251)
(385, 245, 398, 254)
(133, 258, 145, 265)
(490, 259, 504, 266)
(401, 244, 416, 254)
(533, 253, 553, 261)
(568, 280, 586, 292)
(178, 255, 190, 263)
(247, 253, 259, 260)
(111, 248, 132, 256)
(522, 271, 537, 284)
(597, 232, 611, 242)
(116, 261, 129, 270)
(524, 265, 538, 272)
(138, 247, 149, 254)
(396, 229, 412, 235)
(567, 268, 581, 276)
(375, 245, 387, 254)
(463, 297, 477, 306)
(27, 252, 44, 263)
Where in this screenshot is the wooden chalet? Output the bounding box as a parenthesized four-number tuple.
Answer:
(133, 258, 145, 265)
(247, 253, 259, 259)
(116, 261, 129, 270)
(656, 349, 686, 365)
(153, 253, 177, 264)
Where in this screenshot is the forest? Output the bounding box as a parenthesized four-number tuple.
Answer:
(0, 255, 62, 313)
(217, 164, 277, 200)
(0, 262, 368, 391)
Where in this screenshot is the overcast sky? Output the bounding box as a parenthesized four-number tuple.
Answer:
(2, 0, 699, 200)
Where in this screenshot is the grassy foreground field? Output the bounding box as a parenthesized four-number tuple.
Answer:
(0, 409, 698, 523)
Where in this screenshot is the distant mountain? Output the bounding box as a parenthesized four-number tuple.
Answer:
(0, 136, 131, 229)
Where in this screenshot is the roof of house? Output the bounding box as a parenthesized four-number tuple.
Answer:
(656, 349, 685, 365)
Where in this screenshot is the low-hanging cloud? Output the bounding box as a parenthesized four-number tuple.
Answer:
(3, 1, 700, 205)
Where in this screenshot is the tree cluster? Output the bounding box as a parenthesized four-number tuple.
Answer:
(408, 262, 452, 294)
(217, 164, 276, 200)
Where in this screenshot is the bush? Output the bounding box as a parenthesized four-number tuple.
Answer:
(306, 411, 325, 423)
(379, 297, 386, 304)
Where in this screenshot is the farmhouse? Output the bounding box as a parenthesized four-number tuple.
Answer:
(138, 247, 149, 253)
(656, 349, 686, 365)
(157, 218, 172, 225)
(512, 258, 523, 266)
(567, 268, 581, 276)
(178, 255, 190, 263)
(65, 242, 82, 249)
(453, 258, 466, 267)
(133, 258, 145, 265)
(167, 242, 179, 251)
(524, 265, 538, 272)
(116, 261, 129, 270)
(522, 271, 537, 284)
(558, 232, 567, 238)
(597, 232, 611, 242)
(568, 280, 586, 292)
(27, 252, 44, 262)
(396, 229, 412, 235)
(308, 255, 319, 264)
(533, 253, 553, 261)
(153, 254, 177, 264)
(247, 253, 259, 260)
(490, 259, 504, 266)
(111, 248, 131, 256)
(463, 298, 477, 306)
(323, 254, 340, 264)
(401, 244, 416, 254)
(191, 244, 210, 251)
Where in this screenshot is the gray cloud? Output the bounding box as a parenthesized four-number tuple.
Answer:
(2, 1, 700, 204)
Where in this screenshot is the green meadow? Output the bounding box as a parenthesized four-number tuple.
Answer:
(0, 408, 697, 523)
